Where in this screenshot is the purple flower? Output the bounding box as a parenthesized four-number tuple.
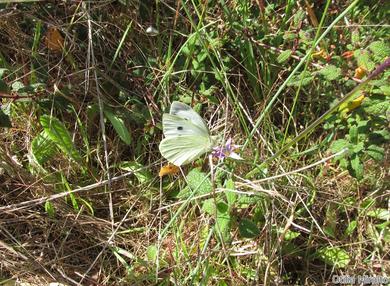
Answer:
(212, 138, 243, 161)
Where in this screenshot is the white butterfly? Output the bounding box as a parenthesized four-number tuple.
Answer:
(159, 101, 217, 166)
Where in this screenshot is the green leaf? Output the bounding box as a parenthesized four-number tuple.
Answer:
(0, 78, 9, 92)
(119, 161, 152, 184)
(369, 41, 390, 61)
(366, 145, 384, 161)
(367, 208, 390, 221)
(216, 202, 231, 243)
(287, 71, 313, 87)
(348, 125, 358, 144)
(330, 139, 350, 155)
(146, 245, 158, 263)
(202, 199, 216, 215)
(362, 95, 389, 116)
(351, 142, 364, 154)
(277, 49, 292, 63)
(0, 68, 9, 79)
(104, 109, 131, 145)
(283, 229, 300, 241)
(239, 218, 260, 238)
(31, 131, 58, 165)
(344, 220, 357, 237)
(40, 115, 82, 162)
(186, 169, 212, 196)
(0, 109, 11, 128)
(316, 247, 350, 268)
(354, 49, 375, 71)
(44, 201, 55, 218)
(350, 153, 363, 179)
(379, 85, 390, 96)
(225, 179, 236, 208)
(319, 65, 342, 81)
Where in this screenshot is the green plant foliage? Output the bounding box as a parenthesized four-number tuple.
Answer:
(344, 221, 357, 237)
(325, 40, 389, 180)
(30, 131, 58, 166)
(367, 208, 390, 221)
(319, 65, 342, 81)
(277, 49, 292, 63)
(238, 218, 260, 238)
(39, 115, 82, 163)
(224, 179, 236, 209)
(287, 71, 313, 87)
(44, 201, 55, 218)
(0, 109, 11, 128)
(186, 169, 212, 196)
(368, 41, 390, 61)
(146, 244, 158, 263)
(316, 247, 350, 269)
(119, 161, 152, 184)
(104, 108, 132, 145)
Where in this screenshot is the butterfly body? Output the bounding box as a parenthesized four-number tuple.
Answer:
(159, 101, 216, 166)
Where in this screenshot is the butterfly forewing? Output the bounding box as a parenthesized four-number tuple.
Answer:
(162, 114, 209, 138)
(169, 101, 209, 134)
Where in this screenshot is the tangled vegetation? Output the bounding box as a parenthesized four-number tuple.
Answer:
(0, 1, 389, 285)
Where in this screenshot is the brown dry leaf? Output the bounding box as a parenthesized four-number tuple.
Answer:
(312, 49, 327, 59)
(45, 27, 64, 52)
(342, 51, 354, 59)
(159, 164, 180, 177)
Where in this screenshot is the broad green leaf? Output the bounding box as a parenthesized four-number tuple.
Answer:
(283, 229, 300, 241)
(202, 199, 231, 243)
(0, 68, 9, 79)
(362, 95, 389, 116)
(186, 169, 212, 196)
(239, 218, 260, 238)
(354, 49, 375, 71)
(40, 115, 82, 162)
(146, 245, 158, 263)
(351, 142, 364, 154)
(119, 161, 152, 184)
(319, 65, 341, 81)
(216, 202, 231, 243)
(379, 85, 390, 96)
(104, 109, 131, 145)
(330, 139, 350, 154)
(287, 71, 313, 87)
(0, 78, 9, 92)
(367, 208, 390, 221)
(202, 199, 216, 215)
(369, 41, 390, 61)
(0, 109, 11, 128)
(316, 247, 350, 268)
(350, 153, 363, 179)
(277, 49, 292, 63)
(344, 220, 357, 237)
(225, 179, 236, 208)
(31, 131, 58, 165)
(366, 145, 384, 161)
(348, 125, 358, 144)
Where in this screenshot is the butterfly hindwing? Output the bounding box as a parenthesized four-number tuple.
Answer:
(159, 135, 213, 166)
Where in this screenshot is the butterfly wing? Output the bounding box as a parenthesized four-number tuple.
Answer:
(159, 135, 213, 166)
(162, 114, 209, 138)
(169, 101, 209, 134)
